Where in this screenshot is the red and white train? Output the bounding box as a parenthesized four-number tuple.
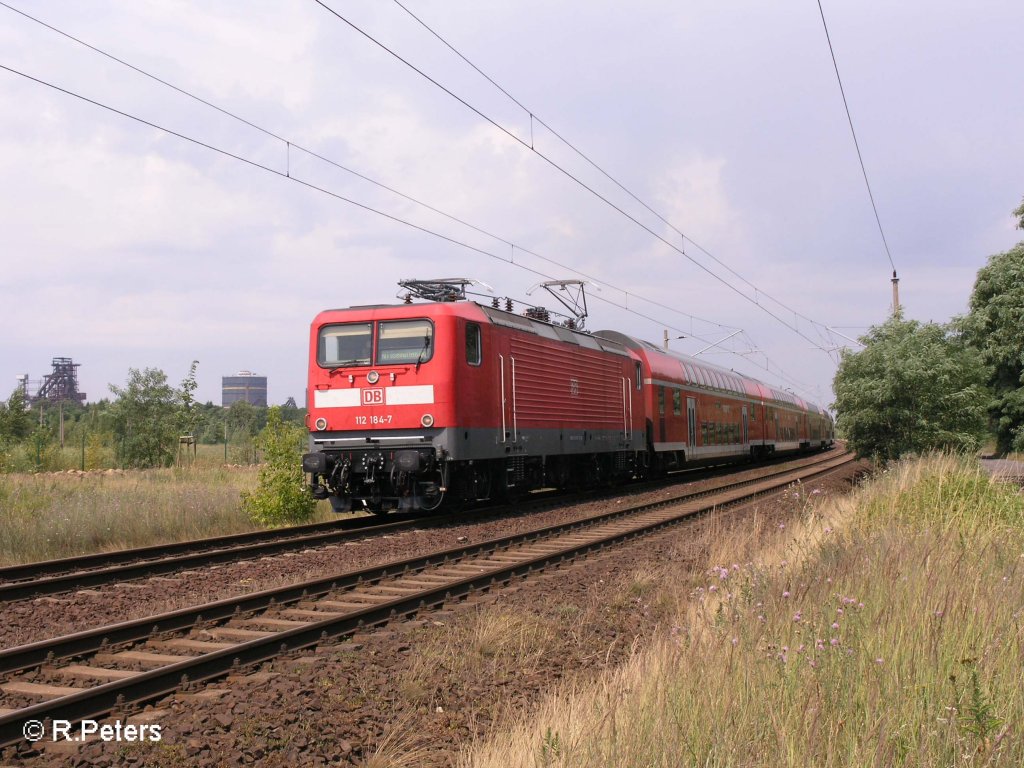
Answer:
(302, 285, 833, 512)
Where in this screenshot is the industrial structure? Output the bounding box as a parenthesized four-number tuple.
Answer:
(222, 371, 268, 407)
(17, 357, 87, 404)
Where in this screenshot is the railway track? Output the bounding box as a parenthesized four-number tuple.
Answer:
(0, 450, 853, 749)
(0, 510, 429, 605)
(0, 450, 838, 604)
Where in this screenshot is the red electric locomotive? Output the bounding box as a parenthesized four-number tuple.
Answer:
(302, 283, 645, 513)
(302, 280, 833, 513)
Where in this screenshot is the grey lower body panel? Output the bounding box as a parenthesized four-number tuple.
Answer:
(311, 426, 643, 462)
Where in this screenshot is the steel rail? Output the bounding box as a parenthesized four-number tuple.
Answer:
(0, 512, 413, 583)
(0, 487, 591, 602)
(0, 450, 848, 675)
(0, 450, 837, 602)
(0, 450, 850, 675)
(0, 452, 853, 748)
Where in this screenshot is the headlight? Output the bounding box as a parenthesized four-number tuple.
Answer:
(421, 414, 434, 428)
(314, 417, 328, 431)
(367, 370, 380, 384)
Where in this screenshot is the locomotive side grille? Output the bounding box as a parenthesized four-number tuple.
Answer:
(509, 336, 625, 426)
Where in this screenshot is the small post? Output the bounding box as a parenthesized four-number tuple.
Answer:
(663, 329, 669, 350)
(891, 270, 900, 315)
(80, 431, 86, 471)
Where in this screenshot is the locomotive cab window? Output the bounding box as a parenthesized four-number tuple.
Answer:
(318, 322, 372, 367)
(377, 320, 434, 365)
(465, 322, 482, 366)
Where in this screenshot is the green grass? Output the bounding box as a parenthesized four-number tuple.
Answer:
(1, 441, 260, 473)
(466, 455, 1024, 767)
(0, 464, 337, 566)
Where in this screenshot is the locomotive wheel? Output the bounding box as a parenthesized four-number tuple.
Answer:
(418, 473, 445, 512)
(419, 489, 445, 512)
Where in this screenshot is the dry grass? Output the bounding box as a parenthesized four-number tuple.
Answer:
(464, 455, 1024, 767)
(363, 713, 435, 768)
(0, 465, 336, 565)
(398, 608, 556, 710)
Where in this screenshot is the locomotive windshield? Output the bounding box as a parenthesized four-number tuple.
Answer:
(377, 319, 433, 365)
(319, 323, 372, 367)
(318, 319, 434, 367)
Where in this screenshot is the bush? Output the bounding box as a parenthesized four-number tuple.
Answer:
(241, 407, 315, 527)
(832, 316, 988, 461)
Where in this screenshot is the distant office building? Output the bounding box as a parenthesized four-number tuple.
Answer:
(222, 371, 268, 407)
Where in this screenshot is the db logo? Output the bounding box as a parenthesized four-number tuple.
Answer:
(362, 388, 384, 405)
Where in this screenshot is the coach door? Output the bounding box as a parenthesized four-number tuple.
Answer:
(687, 397, 697, 448)
(742, 406, 749, 445)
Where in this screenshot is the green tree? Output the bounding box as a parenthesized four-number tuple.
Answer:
(196, 401, 227, 445)
(226, 400, 261, 438)
(224, 401, 267, 463)
(0, 388, 34, 471)
(832, 316, 988, 461)
(1014, 197, 1024, 229)
(241, 406, 316, 526)
(0, 388, 33, 444)
(178, 360, 200, 436)
(962, 239, 1024, 453)
(108, 368, 181, 468)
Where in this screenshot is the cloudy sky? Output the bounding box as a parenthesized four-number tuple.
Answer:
(2, 0, 1022, 409)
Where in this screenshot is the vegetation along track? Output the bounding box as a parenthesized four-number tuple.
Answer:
(0, 450, 852, 749)
(0, 452, 828, 603)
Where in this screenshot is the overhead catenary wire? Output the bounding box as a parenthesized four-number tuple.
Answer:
(0, 61, 829, 400)
(374, 0, 863, 356)
(313, 0, 853, 360)
(815, 0, 897, 274)
(391, 0, 785, 289)
(0, 11, 830, 401)
(0, 0, 740, 339)
(393, 0, 869, 358)
(0, 62, 741, 354)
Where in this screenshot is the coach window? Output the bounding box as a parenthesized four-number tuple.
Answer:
(465, 322, 482, 366)
(377, 319, 433, 365)
(658, 387, 666, 416)
(319, 322, 372, 367)
(635, 361, 642, 391)
(673, 389, 682, 416)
